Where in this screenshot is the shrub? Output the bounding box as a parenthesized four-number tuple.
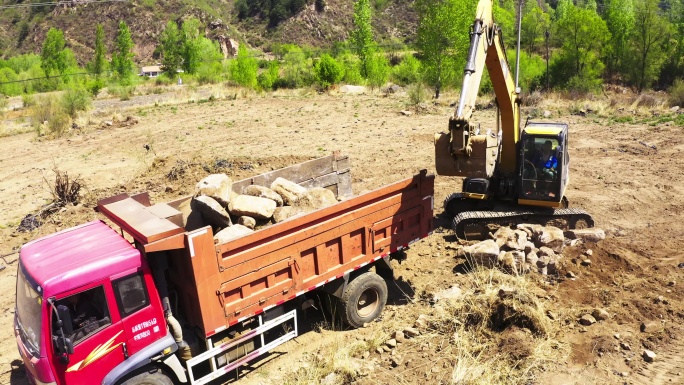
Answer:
(32, 95, 70, 136)
(391, 53, 421, 86)
(109, 85, 135, 101)
(315, 54, 344, 89)
(22, 94, 35, 108)
(258, 60, 280, 90)
(282, 48, 315, 88)
(337, 52, 364, 85)
(365, 53, 390, 89)
(668, 78, 684, 108)
(407, 83, 428, 105)
(229, 45, 258, 88)
(197, 62, 224, 85)
(61, 88, 91, 118)
(86, 78, 105, 96)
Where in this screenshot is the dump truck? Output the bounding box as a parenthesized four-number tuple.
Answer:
(14, 154, 434, 385)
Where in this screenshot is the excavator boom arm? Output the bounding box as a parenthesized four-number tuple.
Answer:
(440, 0, 521, 177)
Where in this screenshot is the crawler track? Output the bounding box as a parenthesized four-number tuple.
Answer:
(452, 207, 594, 240)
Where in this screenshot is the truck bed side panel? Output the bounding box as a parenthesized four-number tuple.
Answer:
(184, 171, 434, 336)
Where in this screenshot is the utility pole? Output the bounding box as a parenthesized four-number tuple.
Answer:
(545, 29, 550, 91)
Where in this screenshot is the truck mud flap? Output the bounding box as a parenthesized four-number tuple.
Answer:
(185, 310, 298, 385)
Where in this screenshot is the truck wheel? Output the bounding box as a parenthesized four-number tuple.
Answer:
(120, 370, 173, 385)
(337, 272, 387, 328)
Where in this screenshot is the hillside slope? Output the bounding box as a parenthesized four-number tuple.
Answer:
(0, 0, 417, 64)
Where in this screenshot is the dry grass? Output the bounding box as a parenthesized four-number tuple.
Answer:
(281, 331, 386, 385)
(422, 268, 567, 385)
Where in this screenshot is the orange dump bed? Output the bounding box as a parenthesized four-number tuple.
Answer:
(98, 155, 434, 337)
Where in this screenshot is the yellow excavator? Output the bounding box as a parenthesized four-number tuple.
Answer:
(435, 0, 593, 239)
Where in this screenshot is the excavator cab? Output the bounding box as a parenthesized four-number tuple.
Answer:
(518, 122, 569, 207)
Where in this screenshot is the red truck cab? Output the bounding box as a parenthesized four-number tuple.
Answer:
(15, 220, 179, 385)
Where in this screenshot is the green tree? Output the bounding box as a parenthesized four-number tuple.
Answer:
(111, 21, 135, 84)
(365, 52, 390, 89)
(521, 1, 551, 54)
(0, 67, 22, 96)
(159, 21, 182, 76)
(40, 28, 67, 77)
(415, 0, 475, 98)
(604, 0, 634, 79)
(258, 60, 280, 90)
(229, 45, 257, 88)
(181, 18, 202, 74)
(350, 0, 375, 77)
(551, 3, 610, 92)
(659, 0, 684, 86)
(493, 0, 516, 49)
(315, 54, 344, 89)
(626, 0, 670, 92)
(93, 24, 106, 77)
(391, 53, 422, 85)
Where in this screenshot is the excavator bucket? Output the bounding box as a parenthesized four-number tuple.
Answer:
(434, 132, 497, 178)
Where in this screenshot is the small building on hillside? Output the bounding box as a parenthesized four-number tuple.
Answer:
(140, 65, 162, 77)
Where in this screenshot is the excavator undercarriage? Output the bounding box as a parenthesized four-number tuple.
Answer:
(444, 193, 593, 239)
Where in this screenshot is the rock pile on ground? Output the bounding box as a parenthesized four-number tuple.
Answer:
(187, 173, 340, 243)
(458, 224, 605, 275)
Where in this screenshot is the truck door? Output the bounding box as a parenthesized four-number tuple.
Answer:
(50, 283, 126, 385)
(112, 271, 166, 356)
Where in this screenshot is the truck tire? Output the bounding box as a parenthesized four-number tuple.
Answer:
(337, 272, 388, 328)
(120, 370, 173, 385)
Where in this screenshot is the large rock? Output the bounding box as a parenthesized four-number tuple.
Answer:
(499, 251, 520, 275)
(299, 187, 338, 209)
(228, 195, 277, 220)
(565, 228, 606, 243)
(492, 227, 516, 248)
(191, 196, 232, 227)
(517, 223, 542, 238)
(534, 226, 565, 252)
(273, 206, 309, 223)
(214, 224, 254, 244)
(433, 285, 463, 302)
(238, 216, 256, 229)
(196, 174, 233, 207)
(463, 239, 500, 267)
(271, 177, 308, 205)
(243, 185, 284, 207)
(494, 227, 529, 251)
(340, 85, 366, 94)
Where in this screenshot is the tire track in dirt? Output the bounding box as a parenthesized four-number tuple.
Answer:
(633, 341, 684, 385)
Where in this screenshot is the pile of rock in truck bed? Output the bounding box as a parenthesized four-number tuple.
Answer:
(179, 173, 339, 244)
(457, 224, 606, 275)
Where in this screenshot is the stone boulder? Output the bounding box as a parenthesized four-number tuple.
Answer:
(273, 206, 309, 223)
(534, 226, 565, 252)
(243, 185, 284, 207)
(214, 224, 254, 244)
(228, 195, 277, 220)
(238, 216, 256, 230)
(463, 239, 500, 267)
(492, 227, 529, 250)
(270, 178, 308, 205)
(191, 196, 232, 227)
(565, 228, 606, 243)
(299, 187, 338, 209)
(196, 174, 233, 207)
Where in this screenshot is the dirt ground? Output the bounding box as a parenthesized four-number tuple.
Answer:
(1, 87, 683, 385)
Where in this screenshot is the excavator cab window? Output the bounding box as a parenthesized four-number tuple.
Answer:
(521, 137, 561, 199)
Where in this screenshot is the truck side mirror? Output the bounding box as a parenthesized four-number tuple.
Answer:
(56, 305, 73, 336)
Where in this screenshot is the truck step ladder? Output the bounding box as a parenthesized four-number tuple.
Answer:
(186, 310, 298, 385)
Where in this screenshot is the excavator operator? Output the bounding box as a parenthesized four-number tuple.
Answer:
(532, 140, 558, 180)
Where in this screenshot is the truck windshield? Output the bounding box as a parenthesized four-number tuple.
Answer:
(16, 265, 42, 357)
